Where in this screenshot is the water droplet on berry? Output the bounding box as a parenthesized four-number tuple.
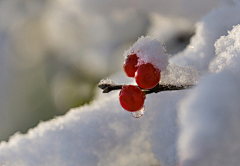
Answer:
(131, 106, 145, 118)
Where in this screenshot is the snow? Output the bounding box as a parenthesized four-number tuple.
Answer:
(160, 64, 199, 86)
(177, 17, 240, 166)
(124, 36, 169, 71)
(0, 90, 184, 166)
(209, 24, 240, 73)
(99, 78, 116, 85)
(170, 1, 240, 75)
(2, 0, 240, 166)
(178, 71, 240, 166)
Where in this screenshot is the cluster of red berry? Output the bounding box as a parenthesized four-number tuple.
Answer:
(119, 53, 161, 114)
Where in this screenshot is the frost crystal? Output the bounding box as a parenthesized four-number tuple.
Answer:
(99, 78, 116, 85)
(123, 36, 169, 71)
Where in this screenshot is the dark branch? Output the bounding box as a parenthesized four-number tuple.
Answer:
(98, 82, 194, 95)
(98, 84, 123, 93)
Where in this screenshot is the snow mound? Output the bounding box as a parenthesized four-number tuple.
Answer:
(178, 15, 240, 166)
(178, 71, 240, 166)
(170, 2, 240, 74)
(0, 90, 186, 166)
(123, 36, 169, 71)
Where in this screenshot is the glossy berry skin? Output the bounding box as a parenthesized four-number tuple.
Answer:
(135, 63, 160, 89)
(123, 54, 139, 77)
(119, 85, 145, 112)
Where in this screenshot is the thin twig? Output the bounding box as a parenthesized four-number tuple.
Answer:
(98, 82, 194, 95)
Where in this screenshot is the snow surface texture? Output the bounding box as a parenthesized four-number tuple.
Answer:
(124, 36, 169, 71)
(160, 64, 199, 86)
(209, 24, 240, 73)
(0, 90, 187, 166)
(178, 71, 240, 166)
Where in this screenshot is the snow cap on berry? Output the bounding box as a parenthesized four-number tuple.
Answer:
(124, 36, 168, 71)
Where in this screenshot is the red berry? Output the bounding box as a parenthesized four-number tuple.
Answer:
(119, 85, 145, 112)
(123, 54, 139, 77)
(135, 63, 160, 89)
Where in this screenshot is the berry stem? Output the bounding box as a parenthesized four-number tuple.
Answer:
(98, 82, 194, 95)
